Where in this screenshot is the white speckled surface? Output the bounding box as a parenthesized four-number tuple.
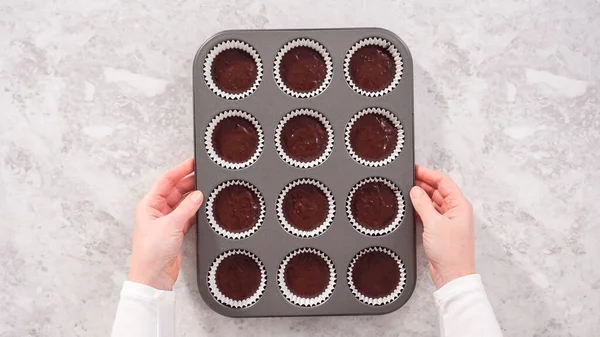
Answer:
(1, 0, 599, 336)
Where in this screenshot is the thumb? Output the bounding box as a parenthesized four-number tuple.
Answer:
(167, 190, 203, 232)
(410, 186, 441, 225)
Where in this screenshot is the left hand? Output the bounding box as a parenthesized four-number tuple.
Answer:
(128, 157, 204, 290)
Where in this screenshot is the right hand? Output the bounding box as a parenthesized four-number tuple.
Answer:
(410, 165, 475, 289)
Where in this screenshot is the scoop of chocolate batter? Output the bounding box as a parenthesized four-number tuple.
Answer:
(212, 116, 259, 163)
(284, 252, 330, 298)
(351, 251, 400, 298)
(211, 49, 257, 94)
(351, 181, 398, 230)
(280, 46, 327, 93)
(349, 114, 397, 162)
(214, 184, 260, 233)
(216, 253, 261, 300)
(349, 45, 395, 92)
(282, 183, 328, 232)
(281, 115, 328, 162)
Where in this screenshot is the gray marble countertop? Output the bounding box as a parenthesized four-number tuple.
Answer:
(1, 0, 599, 336)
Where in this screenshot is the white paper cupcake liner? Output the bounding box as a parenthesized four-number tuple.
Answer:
(345, 107, 404, 167)
(278, 248, 336, 307)
(203, 40, 263, 100)
(346, 177, 405, 236)
(274, 109, 334, 169)
(206, 180, 265, 240)
(276, 178, 335, 238)
(347, 246, 406, 306)
(273, 38, 333, 98)
(207, 249, 267, 308)
(204, 110, 264, 170)
(343, 37, 403, 97)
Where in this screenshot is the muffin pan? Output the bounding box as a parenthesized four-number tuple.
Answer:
(193, 28, 415, 317)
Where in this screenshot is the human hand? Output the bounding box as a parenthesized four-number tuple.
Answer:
(128, 158, 204, 290)
(410, 165, 475, 289)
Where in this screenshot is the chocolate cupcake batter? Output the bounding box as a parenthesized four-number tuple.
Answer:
(211, 49, 257, 94)
(212, 116, 259, 163)
(214, 184, 260, 233)
(351, 251, 400, 298)
(284, 252, 330, 298)
(282, 184, 328, 232)
(349, 114, 398, 162)
(216, 254, 261, 301)
(280, 46, 327, 93)
(351, 181, 398, 230)
(281, 115, 328, 162)
(349, 45, 396, 92)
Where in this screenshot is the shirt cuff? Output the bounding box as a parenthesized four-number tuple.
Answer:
(433, 274, 483, 306)
(121, 281, 176, 302)
(120, 281, 175, 337)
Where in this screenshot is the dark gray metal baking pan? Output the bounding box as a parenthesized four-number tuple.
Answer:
(193, 27, 415, 317)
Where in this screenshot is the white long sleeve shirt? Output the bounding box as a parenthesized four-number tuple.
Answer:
(111, 274, 502, 337)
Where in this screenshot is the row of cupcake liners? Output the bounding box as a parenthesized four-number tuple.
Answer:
(205, 107, 405, 170)
(203, 37, 402, 100)
(206, 177, 405, 240)
(207, 247, 406, 309)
